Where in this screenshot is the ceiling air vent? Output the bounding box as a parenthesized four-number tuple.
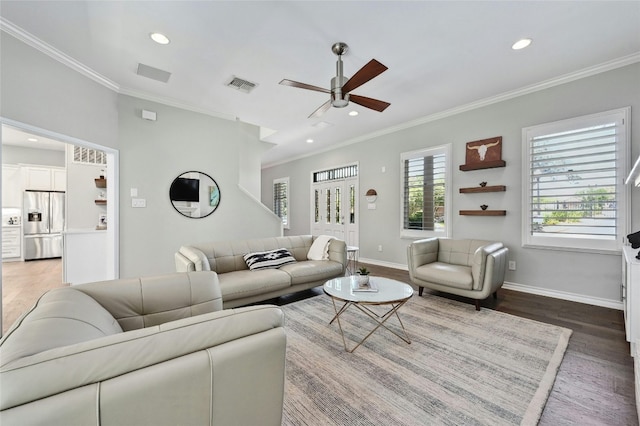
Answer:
(136, 63, 171, 83)
(225, 76, 258, 93)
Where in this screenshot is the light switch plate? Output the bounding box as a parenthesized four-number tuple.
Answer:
(132, 198, 146, 208)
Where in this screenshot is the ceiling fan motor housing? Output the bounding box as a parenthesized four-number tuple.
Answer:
(331, 75, 349, 107)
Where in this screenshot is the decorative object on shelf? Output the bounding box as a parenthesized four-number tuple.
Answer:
(460, 136, 506, 171)
(96, 213, 107, 230)
(479, 181, 487, 187)
(94, 178, 106, 188)
(480, 204, 488, 210)
(170, 171, 221, 219)
(628, 230, 640, 249)
(365, 189, 377, 203)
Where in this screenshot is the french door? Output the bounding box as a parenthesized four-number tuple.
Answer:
(311, 176, 358, 247)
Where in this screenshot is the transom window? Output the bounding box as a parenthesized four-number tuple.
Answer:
(522, 108, 630, 253)
(401, 144, 452, 238)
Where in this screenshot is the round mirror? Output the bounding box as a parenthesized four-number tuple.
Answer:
(169, 171, 221, 218)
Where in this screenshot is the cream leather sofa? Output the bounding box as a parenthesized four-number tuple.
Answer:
(407, 238, 509, 310)
(0, 272, 286, 426)
(175, 235, 347, 308)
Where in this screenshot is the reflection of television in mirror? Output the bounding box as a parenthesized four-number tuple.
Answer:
(170, 177, 200, 202)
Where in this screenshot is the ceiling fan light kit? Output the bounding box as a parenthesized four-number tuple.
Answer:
(280, 42, 390, 118)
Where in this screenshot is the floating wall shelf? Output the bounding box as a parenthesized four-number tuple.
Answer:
(459, 185, 506, 193)
(95, 200, 107, 205)
(459, 210, 506, 216)
(94, 178, 107, 188)
(459, 160, 506, 171)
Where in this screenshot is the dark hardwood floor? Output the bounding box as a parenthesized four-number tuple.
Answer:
(3, 260, 637, 424)
(276, 262, 638, 425)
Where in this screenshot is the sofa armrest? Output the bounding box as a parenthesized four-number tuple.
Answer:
(327, 239, 347, 272)
(176, 246, 211, 272)
(0, 305, 285, 411)
(75, 271, 223, 331)
(471, 243, 507, 291)
(407, 238, 439, 280)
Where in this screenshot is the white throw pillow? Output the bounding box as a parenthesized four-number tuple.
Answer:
(307, 235, 335, 260)
(244, 248, 297, 271)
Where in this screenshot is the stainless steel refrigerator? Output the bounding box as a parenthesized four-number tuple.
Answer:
(23, 190, 65, 260)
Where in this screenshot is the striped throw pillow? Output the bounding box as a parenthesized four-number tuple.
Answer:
(244, 248, 297, 271)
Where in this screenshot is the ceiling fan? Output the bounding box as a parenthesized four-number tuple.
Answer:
(279, 42, 390, 118)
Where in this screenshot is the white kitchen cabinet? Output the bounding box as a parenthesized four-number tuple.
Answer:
(2, 226, 21, 260)
(52, 168, 66, 191)
(2, 165, 22, 207)
(23, 166, 66, 191)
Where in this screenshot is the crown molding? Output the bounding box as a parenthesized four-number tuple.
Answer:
(0, 17, 120, 92)
(262, 52, 640, 169)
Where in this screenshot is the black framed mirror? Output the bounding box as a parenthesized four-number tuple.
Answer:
(169, 171, 220, 218)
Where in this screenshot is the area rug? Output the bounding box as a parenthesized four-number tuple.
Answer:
(281, 294, 572, 426)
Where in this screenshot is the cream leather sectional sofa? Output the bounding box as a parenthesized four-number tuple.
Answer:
(0, 272, 286, 426)
(175, 235, 347, 308)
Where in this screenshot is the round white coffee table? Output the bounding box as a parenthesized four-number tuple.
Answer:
(323, 276, 414, 352)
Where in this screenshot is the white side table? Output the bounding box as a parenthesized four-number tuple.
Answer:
(346, 246, 359, 275)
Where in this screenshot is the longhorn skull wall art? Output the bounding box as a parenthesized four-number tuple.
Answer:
(464, 136, 503, 165)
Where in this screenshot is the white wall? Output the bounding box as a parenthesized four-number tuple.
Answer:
(0, 33, 118, 149)
(117, 95, 282, 278)
(262, 63, 640, 305)
(65, 148, 107, 230)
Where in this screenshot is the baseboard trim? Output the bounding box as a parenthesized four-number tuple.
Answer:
(360, 257, 623, 310)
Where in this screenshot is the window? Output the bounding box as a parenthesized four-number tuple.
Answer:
(522, 108, 630, 253)
(273, 177, 289, 229)
(401, 144, 452, 238)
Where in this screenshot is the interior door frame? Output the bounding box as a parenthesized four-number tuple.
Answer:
(0, 117, 120, 282)
(309, 162, 359, 246)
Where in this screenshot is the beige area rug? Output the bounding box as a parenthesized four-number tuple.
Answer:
(281, 294, 572, 426)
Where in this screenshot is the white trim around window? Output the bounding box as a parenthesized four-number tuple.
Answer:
(400, 143, 452, 239)
(521, 107, 630, 254)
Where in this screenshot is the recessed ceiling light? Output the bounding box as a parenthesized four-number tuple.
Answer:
(512, 38, 532, 50)
(27, 137, 38, 142)
(306, 139, 314, 144)
(150, 32, 170, 45)
(348, 110, 359, 116)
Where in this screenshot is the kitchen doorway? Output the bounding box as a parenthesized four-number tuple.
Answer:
(0, 118, 119, 335)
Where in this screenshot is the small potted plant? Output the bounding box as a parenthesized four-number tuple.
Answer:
(358, 267, 370, 285)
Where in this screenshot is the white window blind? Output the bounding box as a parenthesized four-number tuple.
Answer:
(522, 108, 629, 252)
(273, 178, 289, 228)
(401, 144, 451, 238)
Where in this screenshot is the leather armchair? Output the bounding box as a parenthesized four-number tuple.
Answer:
(407, 238, 509, 310)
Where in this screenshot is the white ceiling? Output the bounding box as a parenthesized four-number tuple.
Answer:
(1, 1, 639, 167)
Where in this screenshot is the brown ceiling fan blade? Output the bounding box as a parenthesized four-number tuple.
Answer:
(341, 59, 388, 94)
(349, 94, 390, 112)
(279, 79, 330, 94)
(308, 100, 332, 118)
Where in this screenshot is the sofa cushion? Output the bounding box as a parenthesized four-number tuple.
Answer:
(414, 262, 473, 290)
(243, 248, 296, 271)
(279, 260, 344, 285)
(218, 269, 291, 301)
(0, 288, 123, 366)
